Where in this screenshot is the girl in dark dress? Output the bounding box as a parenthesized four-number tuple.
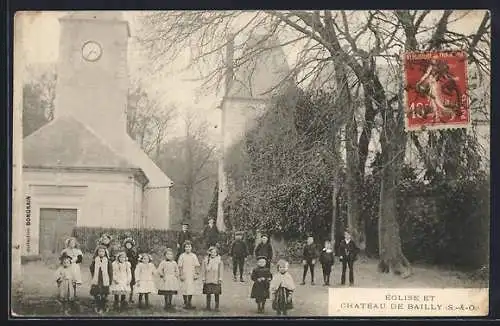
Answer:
(90, 245, 113, 314)
(319, 240, 335, 286)
(123, 237, 138, 303)
(250, 256, 273, 313)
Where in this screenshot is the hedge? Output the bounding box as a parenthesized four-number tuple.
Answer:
(71, 227, 232, 260)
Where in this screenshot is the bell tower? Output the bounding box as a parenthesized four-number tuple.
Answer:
(55, 11, 130, 147)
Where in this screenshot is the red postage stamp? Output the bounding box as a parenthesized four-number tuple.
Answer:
(403, 51, 470, 131)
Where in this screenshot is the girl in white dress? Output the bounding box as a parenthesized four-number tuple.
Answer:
(55, 252, 78, 315)
(178, 240, 200, 310)
(60, 237, 83, 295)
(157, 248, 180, 311)
(110, 252, 132, 311)
(134, 253, 157, 309)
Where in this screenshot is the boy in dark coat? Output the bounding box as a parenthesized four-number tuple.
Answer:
(123, 237, 138, 303)
(230, 231, 248, 282)
(250, 256, 273, 313)
(202, 217, 219, 249)
(301, 235, 318, 285)
(319, 239, 335, 286)
(339, 231, 360, 286)
(254, 234, 273, 268)
(176, 222, 193, 261)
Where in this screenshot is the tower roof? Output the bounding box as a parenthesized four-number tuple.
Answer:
(59, 11, 130, 37)
(228, 33, 292, 99)
(61, 11, 125, 21)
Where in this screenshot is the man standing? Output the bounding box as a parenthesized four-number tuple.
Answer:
(254, 234, 273, 269)
(176, 222, 193, 261)
(339, 230, 360, 286)
(230, 231, 248, 282)
(202, 217, 219, 250)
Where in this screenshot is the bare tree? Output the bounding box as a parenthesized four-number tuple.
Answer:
(136, 10, 490, 277)
(127, 85, 177, 160)
(158, 109, 218, 223)
(22, 64, 57, 137)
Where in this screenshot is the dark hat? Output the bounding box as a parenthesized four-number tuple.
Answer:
(260, 234, 268, 238)
(122, 237, 136, 247)
(100, 233, 112, 240)
(256, 255, 268, 261)
(235, 231, 244, 236)
(181, 221, 190, 226)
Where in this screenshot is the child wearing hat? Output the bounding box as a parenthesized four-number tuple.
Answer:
(178, 240, 200, 310)
(254, 234, 273, 269)
(122, 237, 138, 303)
(250, 256, 273, 313)
(339, 230, 360, 286)
(201, 246, 224, 311)
(94, 233, 114, 262)
(89, 245, 113, 313)
(134, 253, 157, 309)
(60, 237, 83, 288)
(231, 231, 248, 282)
(176, 222, 193, 261)
(110, 252, 132, 311)
(270, 259, 296, 316)
(55, 252, 79, 315)
(157, 248, 180, 311)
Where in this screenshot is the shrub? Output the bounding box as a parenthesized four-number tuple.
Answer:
(71, 227, 231, 259)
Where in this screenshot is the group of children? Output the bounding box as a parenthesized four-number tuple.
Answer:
(300, 231, 359, 287)
(55, 229, 359, 316)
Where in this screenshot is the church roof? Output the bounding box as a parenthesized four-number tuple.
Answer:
(23, 115, 140, 172)
(119, 135, 173, 188)
(23, 115, 174, 187)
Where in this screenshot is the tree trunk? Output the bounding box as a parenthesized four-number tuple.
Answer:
(335, 63, 364, 249)
(331, 182, 339, 243)
(377, 151, 411, 277)
(345, 114, 365, 251)
(376, 78, 412, 278)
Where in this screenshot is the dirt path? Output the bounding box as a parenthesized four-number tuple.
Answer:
(12, 256, 484, 317)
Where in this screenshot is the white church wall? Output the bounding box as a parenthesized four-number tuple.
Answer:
(22, 169, 140, 255)
(144, 187, 170, 230)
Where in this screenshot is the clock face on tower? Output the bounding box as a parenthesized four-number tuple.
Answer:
(81, 41, 102, 62)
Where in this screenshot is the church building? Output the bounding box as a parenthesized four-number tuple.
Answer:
(22, 12, 173, 256)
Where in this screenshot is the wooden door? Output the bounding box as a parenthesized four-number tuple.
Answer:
(39, 208, 77, 254)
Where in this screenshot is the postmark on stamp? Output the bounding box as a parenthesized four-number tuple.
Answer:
(403, 50, 470, 131)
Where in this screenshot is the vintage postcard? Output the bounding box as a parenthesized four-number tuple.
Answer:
(11, 10, 490, 318)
